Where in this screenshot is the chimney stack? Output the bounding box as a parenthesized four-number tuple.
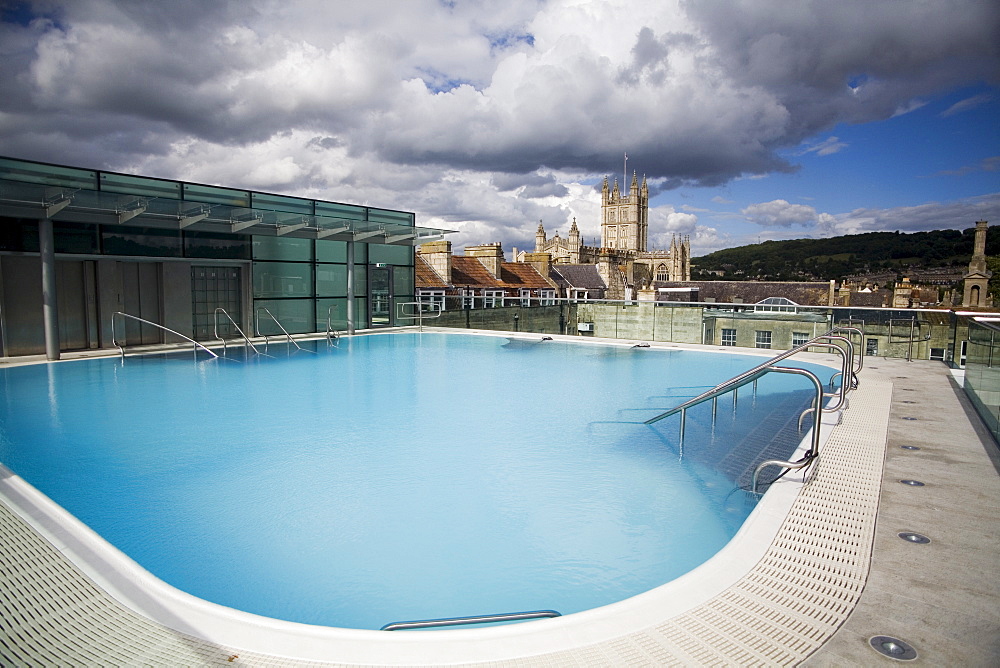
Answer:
(465, 242, 504, 279)
(418, 240, 452, 284)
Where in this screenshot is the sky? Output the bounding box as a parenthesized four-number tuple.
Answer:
(1, 0, 998, 258)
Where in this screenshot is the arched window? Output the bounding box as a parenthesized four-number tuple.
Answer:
(655, 263, 669, 282)
(755, 297, 798, 313)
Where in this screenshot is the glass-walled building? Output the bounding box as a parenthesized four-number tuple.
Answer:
(0, 157, 452, 358)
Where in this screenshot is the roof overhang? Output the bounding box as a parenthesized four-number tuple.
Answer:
(0, 178, 454, 247)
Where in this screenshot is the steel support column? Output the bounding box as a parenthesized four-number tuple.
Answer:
(346, 240, 356, 335)
(39, 218, 60, 360)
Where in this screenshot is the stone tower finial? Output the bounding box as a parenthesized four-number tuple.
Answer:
(535, 220, 546, 252)
(630, 171, 639, 193)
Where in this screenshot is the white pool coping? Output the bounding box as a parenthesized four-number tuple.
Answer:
(0, 332, 855, 664)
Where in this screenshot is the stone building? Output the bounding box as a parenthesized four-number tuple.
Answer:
(415, 241, 556, 309)
(962, 220, 992, 307)
(515, 172, 690, 298)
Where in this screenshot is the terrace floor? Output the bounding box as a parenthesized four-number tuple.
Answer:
(1, 342, 998, 666)
(803, 357, 1000, 666)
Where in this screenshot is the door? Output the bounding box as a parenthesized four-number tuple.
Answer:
(119, 262, 162, 345)
(866, 338, 879, 357)
(191, 266, 242, 341)
(369, 265, 393, 327)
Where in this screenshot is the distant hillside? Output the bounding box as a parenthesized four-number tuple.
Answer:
(692, 226, 999, 283)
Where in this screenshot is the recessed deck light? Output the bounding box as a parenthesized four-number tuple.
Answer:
(899, 479, 924, 486)
(900, 445, 921, 450)
(901, 417, 918, 421)
(898, 532, 930, 544)
(869, 635, 918, 660)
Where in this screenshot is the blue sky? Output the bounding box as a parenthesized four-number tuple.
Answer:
(667, 83, 1000, 249)
(0, 0, 997, 256)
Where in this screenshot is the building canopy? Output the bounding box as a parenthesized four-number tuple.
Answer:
(0, 157, 453, 246)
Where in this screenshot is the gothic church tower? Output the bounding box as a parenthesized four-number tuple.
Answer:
(601, 172, 649, 251)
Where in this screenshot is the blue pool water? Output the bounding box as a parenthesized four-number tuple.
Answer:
(0, 333, 826, 630)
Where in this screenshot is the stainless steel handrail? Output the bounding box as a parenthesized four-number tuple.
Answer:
(396, 300, 443, 332)
(644, 328, 841, 426)
(381, 609, 561, 631)
(111, 312, 218, 360)
(325, 305, 341, 347)
(254, 307, 310, 352)
(213, 307, 265, 357)
(752, 366, 825, 494)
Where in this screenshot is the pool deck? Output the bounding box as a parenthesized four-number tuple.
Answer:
(1, 343, 998, 666)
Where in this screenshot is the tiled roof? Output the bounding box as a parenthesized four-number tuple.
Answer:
(499, 262, 552, 289)
(552, 264, 606, 290)
(658, 281, 833, 306)
(451, 255, 500, 288)
(414, 255, 448, 288)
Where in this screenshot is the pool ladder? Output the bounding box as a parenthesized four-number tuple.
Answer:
(642, 326, 862, 494)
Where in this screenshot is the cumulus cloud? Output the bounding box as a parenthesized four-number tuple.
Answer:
(0, 0, 998, 253)
(815, 193, 1000, 237)
(742, 199, 827, 227)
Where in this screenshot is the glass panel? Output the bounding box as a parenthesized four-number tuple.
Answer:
(100, 172, 181, 199)
(315, 201, 368, 221)
(316, 239, 347, 263)
(354, 243, 368, 264)
(353, 264, 367, 296)
(369, 243, 413, 266)
(0, 218, 38, 252)
(184, 231, 251, 259)
(183, 183, 250, 207)
(370, 266, 392, 327)
(317, 298, 348, 331)
(393, 265, 414, 296)
(253, 299, 315, 335)
(102, 226, 182, 257)
(252, 236, 312, 261)
(252, 261, 314, 298)
(0, 157, 97, 189)
(251, 192, 314, 215)
(56, 223, 100, 254)
(355, 297, 367, 327)
(316, 263, 348, 297)
(367, 208, 414, 227)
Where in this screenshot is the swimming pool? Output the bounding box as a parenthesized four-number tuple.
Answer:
(0, 332, 827, 632)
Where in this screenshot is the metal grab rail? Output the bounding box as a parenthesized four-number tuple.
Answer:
(381, 609, 561, 631)
(396, 300, 443, 332)
(795, 336, 855, 429)
(325, 305, 341, 347)
(829, 326, 864, 386)
(111, 312, 218, 360)
(213, 308, 265, 357)
(254, 307, 312, 352)
(643, 329, 843, 427)
(751, 366, 824, 494)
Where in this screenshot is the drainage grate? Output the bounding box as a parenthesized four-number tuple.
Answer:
(898, 531, 930, 544)
(869, 635, 918, 660)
